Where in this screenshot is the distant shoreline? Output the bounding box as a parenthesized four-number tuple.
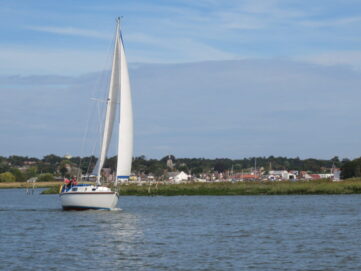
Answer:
(2, 179, 358, 196)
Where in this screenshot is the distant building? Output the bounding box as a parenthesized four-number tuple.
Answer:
(64, 154, 72, 159)
(299, 171, 312, 180)
(147, 175, 155, 181)
(318, 174, 333, 179)
(168, 171, 189, 183)
(102, 168, 113, 182)
(129, 175, 137, 181)
(309, 174, 321, 180)
(289, 170, 299, 176)
(166, 156, 174, 170)
(303, 173, 334, 180)
(24, 161, 37, 165)
(232, 173, 257, 180)
(306, 174, 332, 180)
(333, 169, 341, 181)
(269, 170, 287, 175)
(269, 170, 296, 180)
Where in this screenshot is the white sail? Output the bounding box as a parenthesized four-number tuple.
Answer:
(116, 24, 133, 182)
(59, 18, 129, 210)
(96, 20, 121, 185)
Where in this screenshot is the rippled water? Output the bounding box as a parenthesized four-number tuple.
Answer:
(1, 189, 361, 270)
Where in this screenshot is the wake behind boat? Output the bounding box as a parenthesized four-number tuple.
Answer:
(60, 17, 133, 210)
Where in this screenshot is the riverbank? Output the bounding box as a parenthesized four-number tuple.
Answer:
(30, 178, 361, 195)
(118, 179, 361, 196)
(0, 181, 62, 189)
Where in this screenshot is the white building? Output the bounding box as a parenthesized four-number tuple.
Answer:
(269, 170, 296, 180)
(168, 171, 189, 183)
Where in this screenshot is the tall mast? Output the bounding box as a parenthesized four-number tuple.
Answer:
(96, 18, 121, 185)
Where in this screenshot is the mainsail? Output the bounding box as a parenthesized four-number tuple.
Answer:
(116, 25, 133, 182)
(96, 18, 133, 185)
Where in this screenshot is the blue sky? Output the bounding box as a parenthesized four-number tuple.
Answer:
(1, 0, 361, 159)
(2, 0, 361, 74)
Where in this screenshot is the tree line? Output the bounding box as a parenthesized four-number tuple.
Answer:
(1, 154, 360, 182)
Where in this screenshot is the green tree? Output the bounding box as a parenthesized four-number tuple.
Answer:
(103, 156, 117, 171)
(214, 161, 228, 173)
(8, 155, 26, 166)
(77, 156, 97, 174)
(0, 162, 10, 174)
(341, 157, 361, 179)
(59, 160, 73, 178)
(152, 167, 164, 179)
(24, 166, 38, 180)
(177, 164, 189, 173)
(37, 162, 56, 174)
(43, 154, 62, 165)
(192, 167, 203, 176)
(0, 172, 16, 182)
(38, 173, 54, 182)
(9, 168, 25, 182)
(355, 165, 361, 177)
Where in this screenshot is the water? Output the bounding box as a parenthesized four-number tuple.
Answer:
(1, 189, 361, 270)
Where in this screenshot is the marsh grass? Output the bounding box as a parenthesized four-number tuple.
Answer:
(117, 179, 361, 196)
(20, 178, 361, 195)
(0, 181, 62, 189)
(41, 185, 62, 194)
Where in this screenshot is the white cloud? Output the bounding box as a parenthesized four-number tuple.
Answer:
(2, 59, 361, 158)
(0, 46, 109, 75)
(2, 1, 361, 76)
(294, 51, 361, 70)
(300, 16, 361, 27)
(126, 31, 237, 63)
(218, 12, 266, 30)
(0, 32, 236, 75)
(26, 25, 112, 39)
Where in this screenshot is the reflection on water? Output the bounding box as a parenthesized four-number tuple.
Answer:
(97, 208, 146, 269)
(1, 189, 361, 270)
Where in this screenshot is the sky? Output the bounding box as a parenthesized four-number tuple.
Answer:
(1, 0, 361, 159)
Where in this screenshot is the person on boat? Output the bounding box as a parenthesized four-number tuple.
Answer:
(64, 178, 70, 186)
(71, 177, 78, 186)
(63, 178, 72, 192)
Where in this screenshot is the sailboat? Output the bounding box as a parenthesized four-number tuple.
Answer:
(59, 18, 133, 210)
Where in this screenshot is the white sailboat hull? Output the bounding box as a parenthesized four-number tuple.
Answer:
(60, 186, 118, 210)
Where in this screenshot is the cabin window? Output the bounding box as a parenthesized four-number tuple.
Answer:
(92, 188, 96, 191)
(72, 188, 78, 191)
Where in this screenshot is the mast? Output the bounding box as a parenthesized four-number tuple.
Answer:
(116, 17, 133, 183)
(96, 18, 122, 185)
(254, 157, 257, 176)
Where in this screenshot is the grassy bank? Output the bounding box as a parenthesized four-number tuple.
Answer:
(32, 178, 361, 195)
(118, 179, 361, 196)
(0, 181, 63, 189)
